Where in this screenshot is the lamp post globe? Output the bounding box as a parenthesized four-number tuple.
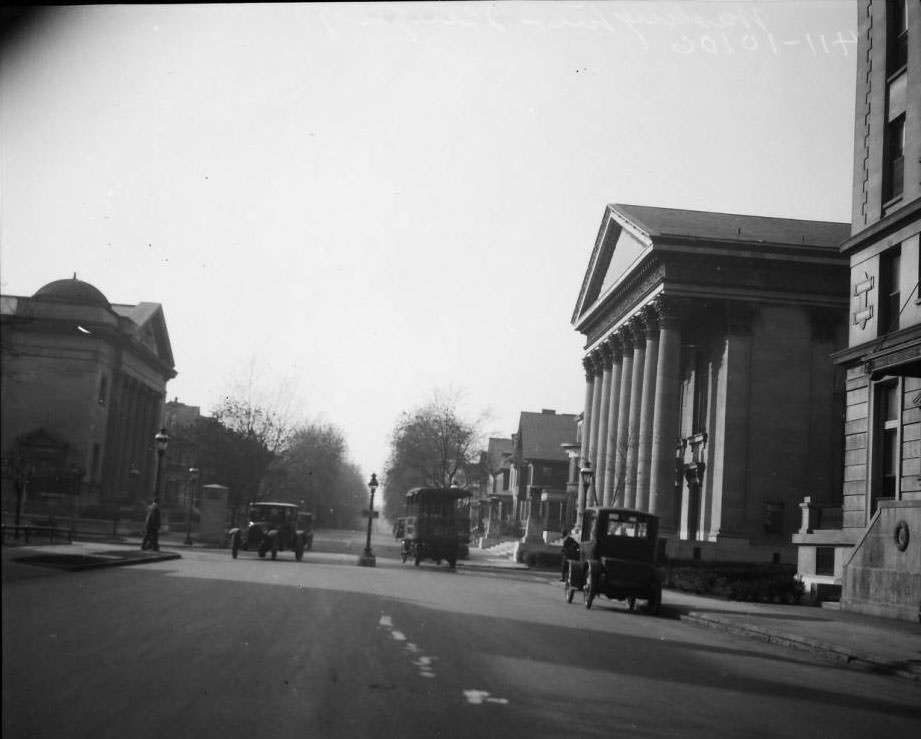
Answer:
(580, 460, 594, 508)
(153, 427, 169, 504)
(357, 473, 379, 567)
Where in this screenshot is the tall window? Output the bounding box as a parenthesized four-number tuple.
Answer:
(883, 114, 905, 203)
(873, 379, 901, 515)
(692, 350, 709, 435)
(887, 0, 908, 76)
(98, 373, 108, 405)
(878, 246, 901, 334)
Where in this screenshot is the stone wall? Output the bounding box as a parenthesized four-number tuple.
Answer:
(840, 499, 921, 621)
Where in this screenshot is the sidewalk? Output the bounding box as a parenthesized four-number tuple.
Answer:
(461, 547, 921, 682)
(4, 536, 919, 682)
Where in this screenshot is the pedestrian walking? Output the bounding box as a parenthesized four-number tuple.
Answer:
(560, 527, 580, 581)
(143, 498, 161, 551)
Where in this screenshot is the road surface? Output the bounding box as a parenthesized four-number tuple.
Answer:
(3, 538, 920, 738)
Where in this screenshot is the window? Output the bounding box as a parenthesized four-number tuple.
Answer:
(872, 379, 901, 515)
(692, 350, 709, 435)
(883, 115, 905, 203)
(887, 0, 908, 76)
(816, 547, 835, 576)
(878, 247, 901, 334)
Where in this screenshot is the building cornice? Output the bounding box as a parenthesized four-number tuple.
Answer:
(838, 196, 921, 255)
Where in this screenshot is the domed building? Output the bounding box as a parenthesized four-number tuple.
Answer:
(1, 276, 176, 515)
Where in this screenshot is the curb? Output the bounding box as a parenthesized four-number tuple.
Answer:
(9, 550, 182, 572)
(679, 610, 921, 683)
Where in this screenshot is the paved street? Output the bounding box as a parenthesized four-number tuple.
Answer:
(3, 534, 920, 739)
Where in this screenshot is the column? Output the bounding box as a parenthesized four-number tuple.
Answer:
(577, 356, 595, 519)
(635, 304, 660, 511)
(612, 326, 634, 505)
(710, 301, 754, 539)
(623, 315, 646, 509)
(593, 342, 614, 501)
(649, 297, 683, 533)
(602, 336, 624, 507)
(587, 350, 604, 475)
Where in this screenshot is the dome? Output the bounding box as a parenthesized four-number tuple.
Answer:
(33, 277, 110, 308)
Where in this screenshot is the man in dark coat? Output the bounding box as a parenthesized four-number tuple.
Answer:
(144, 499, 161, 551)
(560, 528, 580, 581)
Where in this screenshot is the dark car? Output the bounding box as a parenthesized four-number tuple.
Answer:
(563, 507, 664, 614)
(229, 502, 311, 561)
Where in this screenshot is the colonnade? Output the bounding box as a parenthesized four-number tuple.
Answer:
(577, 295, 683, 532)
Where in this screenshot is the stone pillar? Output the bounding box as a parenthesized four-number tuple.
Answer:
(577, 356, 595, 519)
(588, 350, 604, 475)
(623, 315, 647, 509)
(635, 305, 660, 512)
(612, 326, 634, 505)
(649, 297, 683, 532)
(594, 342, 614, 499)
(710, 301, 754, 539)
(602, 337, 624, 507)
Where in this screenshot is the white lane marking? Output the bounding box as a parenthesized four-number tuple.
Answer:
(463, 689, 509, 706)
(380, 613, 437, 678)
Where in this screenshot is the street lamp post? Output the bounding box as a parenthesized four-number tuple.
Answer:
(153, 427, 169, 503)
(185, 467, 199, 545)
(357, 473, 379, 567)
(580, 460, 594, 512)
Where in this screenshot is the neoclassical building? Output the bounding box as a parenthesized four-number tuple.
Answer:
(572, 204, 851, 563)
(1, 277, 176, 514)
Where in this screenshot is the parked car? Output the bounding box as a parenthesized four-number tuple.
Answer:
(563, 507, 664, 614)
(229, 502, 310, 561)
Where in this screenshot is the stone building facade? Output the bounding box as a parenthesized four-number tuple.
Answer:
(572, 205, 850, 563)
(795, 0, 920, 620)
(0, 277, 176, 514)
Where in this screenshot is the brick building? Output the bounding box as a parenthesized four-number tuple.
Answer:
(794, 0, 920, 620)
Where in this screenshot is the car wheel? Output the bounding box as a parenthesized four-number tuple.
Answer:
(584, 563, 599, 610)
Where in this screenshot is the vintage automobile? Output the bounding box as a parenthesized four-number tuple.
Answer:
(229, 502, 312, 561)
(563, 507, 664, 614)
(400, 487, 471, 569)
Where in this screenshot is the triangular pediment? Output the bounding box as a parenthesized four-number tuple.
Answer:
(112, 302, 175, 371)
(571, 205, 653, 327)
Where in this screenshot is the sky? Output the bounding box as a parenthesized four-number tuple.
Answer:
(0, 1, 858, 478)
